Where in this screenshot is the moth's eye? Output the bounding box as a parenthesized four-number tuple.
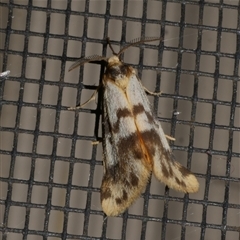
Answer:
(107, 66, 121, 79)
(120, 65, 128, 75)
(106, 64, 130, 81)
(112, 67, 121, 76)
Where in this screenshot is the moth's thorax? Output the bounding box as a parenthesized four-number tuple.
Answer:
(104, 56, 134, 90)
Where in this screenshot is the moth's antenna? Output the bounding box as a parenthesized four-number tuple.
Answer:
(106, 37, 118, 56)
(117, 37, 162, 57)
(69, 37, 162, 72)
(69, 55, 108, 71)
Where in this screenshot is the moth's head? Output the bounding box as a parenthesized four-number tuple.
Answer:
(105, 56, 133, 84)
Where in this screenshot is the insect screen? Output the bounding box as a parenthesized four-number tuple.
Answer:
(0, 0, 239, 240)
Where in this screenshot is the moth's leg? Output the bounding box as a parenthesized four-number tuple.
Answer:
(165, 135, 176, 141)
(91, 138, 103, 145)
(68, 85, 101, 110)
(142, 85, 162, 96)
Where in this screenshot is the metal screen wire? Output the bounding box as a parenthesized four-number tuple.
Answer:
(0, 0, 239, 240)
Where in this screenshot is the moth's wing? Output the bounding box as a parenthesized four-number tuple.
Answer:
(152, 144, 199, 193)
(126, 75, 199, 193)
(101, 79, 152, 216)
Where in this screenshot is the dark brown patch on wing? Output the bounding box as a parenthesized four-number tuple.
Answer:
(122, 190, 128, 201)
(130, 172, 139, 186)
(145, 111, 154, 124)
(141, 129, 161, 156)
(178, 164, 192, 177)
(175, 177, 186, 188)
(101, 187, 112, 200)
(179, 180, 187, 188)
(115, 198, 122, 205)
(115, 190, 128, 205)
(102, 163, 136, 190)
(118, 134, 144, 160)
(117, 108, 132, 119)
(102, 167, 117, 185)
(168, 164, 174, 177)
(162, 162, 170, 178)
(141, 129, 161, 143)
(133, 104, 145, 115)
(112, 108, 132, 133)
(133, 104, 154, 124)
(175, 177, 181, 185)
(164, 151, 174, 177)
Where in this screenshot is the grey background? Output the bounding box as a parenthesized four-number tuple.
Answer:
(0, 0, 239, 240)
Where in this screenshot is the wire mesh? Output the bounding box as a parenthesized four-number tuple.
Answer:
(0, 0, 239, 240)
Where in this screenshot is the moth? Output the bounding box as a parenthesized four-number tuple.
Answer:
(69, 38, 199, 216)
